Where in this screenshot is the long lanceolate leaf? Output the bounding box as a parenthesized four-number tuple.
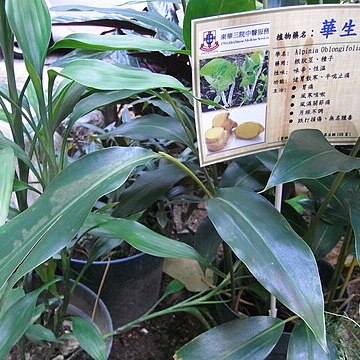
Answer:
(104, 114, 192, 147)
(0, 146, 14, 225)
(51, 33, 189, 54)
(206, 188, 326, 349)
(174, 316, 284, 360)
(0, 285, 49, 359)
(287, 321, 337, 360)
(85, 213, 204, 263)
(5, 0, 51, 77)
(265, 129, 360, 190)
(0, 147, 159, 290)
(55, 59, 186, 91)
(51, 6, 183, 41)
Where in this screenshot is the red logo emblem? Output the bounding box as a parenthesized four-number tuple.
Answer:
(200, 31, 219, 52)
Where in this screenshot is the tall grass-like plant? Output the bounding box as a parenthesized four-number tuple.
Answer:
(0, 0, 199, 357)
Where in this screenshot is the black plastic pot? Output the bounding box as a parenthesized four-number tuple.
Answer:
(71, 253, 164, 328)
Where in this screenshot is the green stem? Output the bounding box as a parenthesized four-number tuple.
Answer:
(159, 151, 213, 198)
(160, 89, 196, 153)
(304, 136, 360, 249)
(223, 243, 236, 309)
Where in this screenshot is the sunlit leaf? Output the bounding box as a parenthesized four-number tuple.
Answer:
(0, 147, 159, 290)
(55, 59, 186, 91)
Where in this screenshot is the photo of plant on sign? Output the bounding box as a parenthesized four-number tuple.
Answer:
(199, 50, 268, 154)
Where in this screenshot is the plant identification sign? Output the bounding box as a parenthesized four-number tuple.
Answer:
(192, 5, 360, 166)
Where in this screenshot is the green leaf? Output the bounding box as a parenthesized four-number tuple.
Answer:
(86, 213, 205, 263)
(51, 33, 189, 54)
(25, 324, 62, 344)
(0, 146, 14, 225)
(287, 321, 337, 360)
(163, 279, 185, 298)
(174, 316, 284, 360)
(104, 114, 191, 147)
(183, 0, 256, 50)
(0, 147, 159, 290)
(194, 217, 222, 264)
(0, 285, 48, 359)
(0, 287, 24, 318)
(6, 0, 51, 76)
(0, 133, 39, 180)
(200, 59, 238, 93)
(313, 221, 344, 260)
(347, 191, 360, 263)
(219, 155, 270, 191)
(206, 188, 326, 349)
(52, 82, 86, 129)
(71, 316, 106, 360)
(112, 163, 188, 217)
(57, 59, 186, 91)
(265, 130, 360, 190)
(51, 6, 183, 42)
(70, 90, 140, 123)
(303, 172, 359, 226)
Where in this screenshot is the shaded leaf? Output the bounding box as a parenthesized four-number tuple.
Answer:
(219, 154, 270, 191)
(287, 321, 337, 360)
(174, 316, 284, 360)
(265, 130, 360, 190)
(25, 324, 61, 344)
(71, 316, 106, 360)
(112, 163, 188, 217)
(163, 279, 185, 298)
(0, 147, 159, 290)
(194, 217, 222, 264)
(0, 145, 14, 224)
(206, 188, 326, 349)
(347, 191, 360, 263)
(86, 213, 205, 263)
(70, 90, 140, 123)
(313, 221, 344, 260)
(56, 59, 186, 91)
(103, 114, 192, 147)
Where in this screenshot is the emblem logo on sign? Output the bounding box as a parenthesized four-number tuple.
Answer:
(200, 30, 219, 52)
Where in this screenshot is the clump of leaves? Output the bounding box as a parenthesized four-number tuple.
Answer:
(200, 51, 267, 108)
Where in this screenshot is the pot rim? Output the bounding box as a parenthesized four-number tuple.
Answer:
(71, 251, 147, 265)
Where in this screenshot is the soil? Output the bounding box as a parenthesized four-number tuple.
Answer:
(73, 274, 206, 360)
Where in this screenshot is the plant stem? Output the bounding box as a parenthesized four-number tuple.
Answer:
(325, 226, 353, 308)
(223, 243, 236, 310)
(160, 89, 196, 153)
(304, 136, 360, 249)
(159, 152, 213, 198)
(338, 255, 357, 300)
(92, 257, 111, 321)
